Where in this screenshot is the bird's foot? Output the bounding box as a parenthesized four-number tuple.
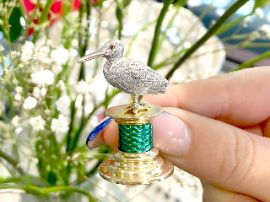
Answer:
(139, 101, 151, 109)
(124, 103, 149, 114)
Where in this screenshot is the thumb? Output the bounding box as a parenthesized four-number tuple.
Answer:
(153, 107, 270, 201)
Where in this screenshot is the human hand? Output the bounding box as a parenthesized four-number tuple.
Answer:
(90, 67, 270, 202)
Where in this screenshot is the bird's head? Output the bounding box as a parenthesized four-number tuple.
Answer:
(78, 40, 124, 63)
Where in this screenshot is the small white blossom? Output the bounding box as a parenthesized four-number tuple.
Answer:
(71, 39, 78, 47)
(258, 24, 270, 39)
(57, 80, 66, 91)
(33, 87, 47, 98)
(33, 87, 41, 98)
(187, 0, 201, 7)
(11, 51, 19, 58)
(23, 96, 37, 110)
(254, 8, 264, 18)
(15, 93, 22, 101)
(29, 115, 45, 131)
(216, 8, 225, 16)
(35, 46, 50, 64)
(15, 86, 23, 93)
(76, 80, 91, 94)
(31, 70, 55, 85)
(69, 48, 78, 57)
(75, 95, 83, 108)
(15, 127, 23, 135)
(0, 101, 4, 115)
(51, 64, 62, 74)
(40, 87, 47, 97)
(21, 41, 34, 62)
(50, 46, 69, 65)
(12, 116, 20, 126)
(56, 95, 71, 115)
(51, 115, 69, 135)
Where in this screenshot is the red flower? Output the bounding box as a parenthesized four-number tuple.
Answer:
(22, 0, 80, 35)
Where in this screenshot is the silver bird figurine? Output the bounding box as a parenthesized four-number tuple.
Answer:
(78, 40, 168, 113)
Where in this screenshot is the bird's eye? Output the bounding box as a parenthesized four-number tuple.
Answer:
(109, 44, 115, 50)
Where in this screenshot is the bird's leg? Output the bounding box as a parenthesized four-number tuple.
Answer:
(125, 95, 149, 114)
(125, 95, 139, 114)
(138, 95, 150, 109)
(132, 95, 140, 113)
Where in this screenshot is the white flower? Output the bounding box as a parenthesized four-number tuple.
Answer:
(0, 101, 4, 115)
(23, 96, 37, 110)
(76, 80, 91, 94)
(31, 70, 55, 85)
(12, 116, 20, 126)
(21, 41, 34, 62)
(258, 24, 270, 39)
(69, 48, 78, 57)
(29, 115, 45, 131)
(57, 80, 66, 92)
(35, 46, 50, 64)
(33, 87, 41, 98)
(51, 64, 62, 74)
(40, 87, 47, 97)
(56, 95, 71, 115)
(51, 115, 69, 135)
(15, 93, 22, 101)
(216, 8, 225, 16)
(75, 95, 83, 109)
(50, 46, 69, 65)
(187, 0, 201, 7)
(254, 8, 264, 18)
(33, 87, 47, 98)
(15, 86, 23, 93)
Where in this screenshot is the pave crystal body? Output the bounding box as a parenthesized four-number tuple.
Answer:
(78, 40, 168, 95)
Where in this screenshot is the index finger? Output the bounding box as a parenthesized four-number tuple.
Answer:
(145, 67, 270, 127)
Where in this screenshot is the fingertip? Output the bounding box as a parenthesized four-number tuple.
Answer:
(102, 120, 119, 150)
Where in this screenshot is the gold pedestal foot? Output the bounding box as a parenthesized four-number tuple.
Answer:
(99, 148, 174, 185)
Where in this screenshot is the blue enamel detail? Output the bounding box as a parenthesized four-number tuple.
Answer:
(86, 117, 112, 145)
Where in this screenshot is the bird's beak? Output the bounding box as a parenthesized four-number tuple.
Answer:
(77, 50, 104, 63)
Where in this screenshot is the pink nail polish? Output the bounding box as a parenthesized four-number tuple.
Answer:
(152, 112, 191, 157)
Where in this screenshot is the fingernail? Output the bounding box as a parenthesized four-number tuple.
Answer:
(86, 117, 112, 149)
(152, 112, 191, 157)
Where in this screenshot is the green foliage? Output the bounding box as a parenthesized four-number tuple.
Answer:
(8, 7, 23, 42)
(0, 0, 269, 200)
(47, 171, 58, 185)
(253, 0, 270, 11)
(174, 0, 188, 7)
(215, 15, 247, 36)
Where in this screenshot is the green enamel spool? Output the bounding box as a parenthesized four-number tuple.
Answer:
(118, 123, 153, 153)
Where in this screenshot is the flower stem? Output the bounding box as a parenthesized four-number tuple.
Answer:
(0, 184, 96, 202)
(32, 0, 54, 43)
(233, 50, 270, 71)
(147, 0, 173, 67)
(166, 0, 249, 79)
(0, 149, 24, 175)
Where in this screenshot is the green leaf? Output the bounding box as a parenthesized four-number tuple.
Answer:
(253, 0, 270, 10)
(122, 0, 132, 8)
(215, 15, 246, 36)
(47, 171, 57, 185)
(233, 50, 270, 71)
(174, 0, 187, 7)
(8, 7, 22, 42)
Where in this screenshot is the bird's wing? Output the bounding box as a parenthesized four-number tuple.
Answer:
(123, 59, 162, 82)
(112, 59, 168, 94)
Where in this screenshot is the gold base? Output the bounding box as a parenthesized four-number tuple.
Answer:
(99, 148, 174, 185)
(106, 104, 162, 124)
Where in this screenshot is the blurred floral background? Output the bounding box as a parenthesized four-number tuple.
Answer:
(0, 0, 269, 201)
